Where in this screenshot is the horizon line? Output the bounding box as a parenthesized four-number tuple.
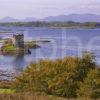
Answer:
(0, 13, 100, 19)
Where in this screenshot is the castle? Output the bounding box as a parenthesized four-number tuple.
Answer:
(0, 33, 32, 55)
(12, 33, 24, 49)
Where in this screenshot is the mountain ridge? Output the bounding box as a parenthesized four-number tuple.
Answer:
(0, 14, 100, 22)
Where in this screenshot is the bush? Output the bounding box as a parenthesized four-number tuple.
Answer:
(13, 52, 97, 98)
(77, 68, 100, 98)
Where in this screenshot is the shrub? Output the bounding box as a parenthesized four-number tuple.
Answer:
(77, 68, 100, 98)
(13, 52, 97, 98)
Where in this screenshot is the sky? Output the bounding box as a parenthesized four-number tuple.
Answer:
(0, 0, 100, 19)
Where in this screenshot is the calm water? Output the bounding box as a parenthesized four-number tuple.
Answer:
(0, 27, 100, 72)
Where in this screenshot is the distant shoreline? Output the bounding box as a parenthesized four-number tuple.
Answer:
(0, 21, 100, 29)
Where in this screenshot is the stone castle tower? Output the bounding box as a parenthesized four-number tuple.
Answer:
(12, 33, 24, 49)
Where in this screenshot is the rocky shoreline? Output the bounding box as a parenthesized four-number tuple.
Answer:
(0, 70, 16, 81)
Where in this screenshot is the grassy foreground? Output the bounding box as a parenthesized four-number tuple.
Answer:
(0, 93, 96, 100)
(0, 89, 15, 94)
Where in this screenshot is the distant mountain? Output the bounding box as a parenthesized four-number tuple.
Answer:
(0, 14, 100, 22)
(0, 17, 18, 22)
(43, 14, 100, 22)
(0, 17, 38, 23)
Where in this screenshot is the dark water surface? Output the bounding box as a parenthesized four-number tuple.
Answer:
(0, 27, 100, 72)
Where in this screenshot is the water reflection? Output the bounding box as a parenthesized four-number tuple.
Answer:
(12, 54, 25, 72)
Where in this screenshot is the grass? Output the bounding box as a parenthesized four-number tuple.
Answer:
(1, 45, 23, 55)
(4, 45, 16, 51)
(0, 89, 15, 94)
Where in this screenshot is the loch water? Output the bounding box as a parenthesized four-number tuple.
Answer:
(0, 26, 100, 72)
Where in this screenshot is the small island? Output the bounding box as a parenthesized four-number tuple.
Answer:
(0, 33, 42, 55)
